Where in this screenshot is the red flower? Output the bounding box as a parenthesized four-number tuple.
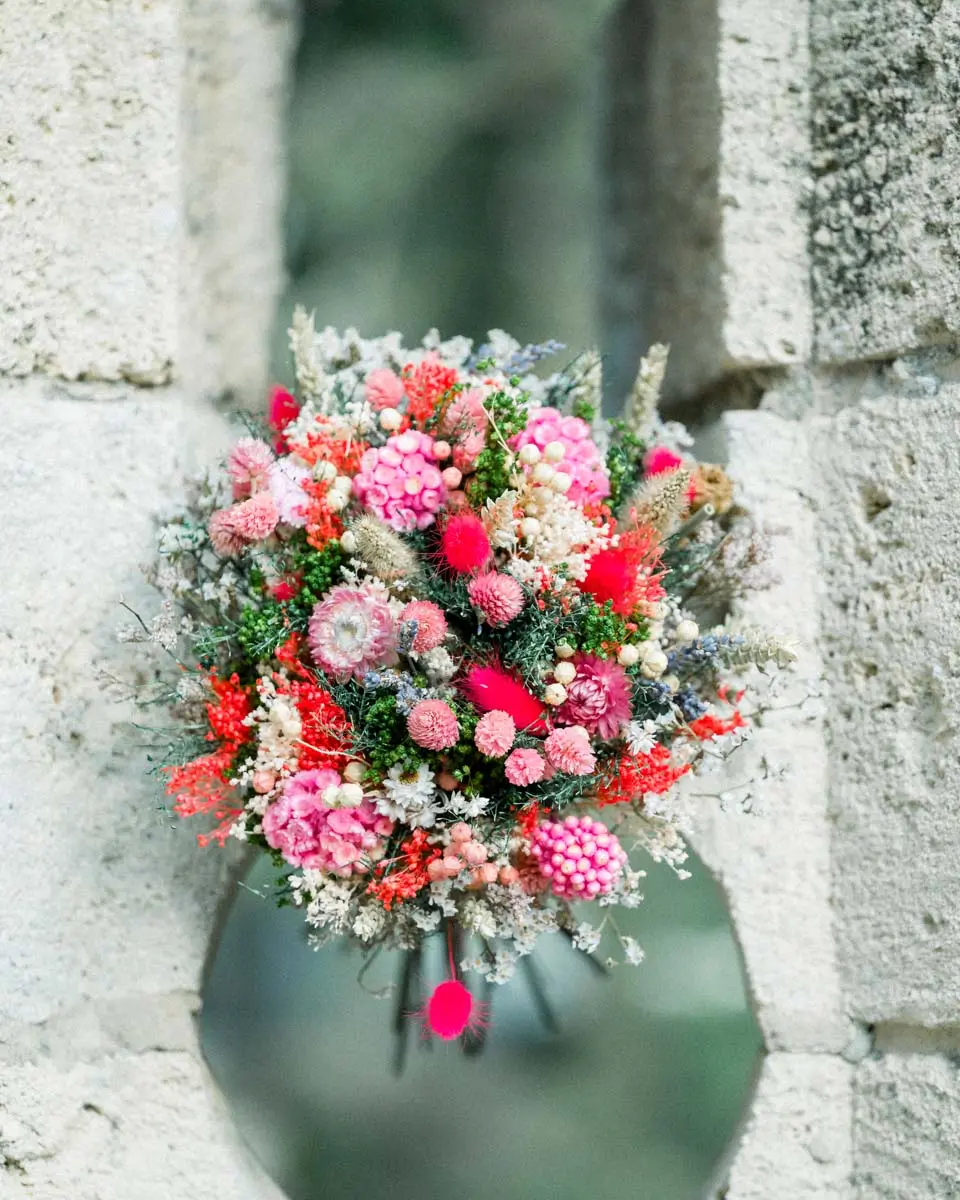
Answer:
(289, 679, 352, 773)
(439, 512, 491, 574)
(596, 745, 689, 807)
(461, 664, 547, 733)
(165, 749, 241, 846)
(689, 710, 747, 740)
(402, 355, 459, 426)
(205, 672, 253, 747)
(367, 829, 441, 910)
(581, 525, 666, 617)
(268, 386, 300, 452)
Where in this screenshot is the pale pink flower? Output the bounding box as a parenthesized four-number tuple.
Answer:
(262, 768, 393, 875)
(467, 572, 525, 627)
(504, 747, 545, 786)
(407, 699, 460, 751)
(267, 458, 311, 527)
(399, 600, 448, 653)
(442, 388, 488, 472)
(556, 654, 632, 740)
(229, 492, 280, 541)
(474, 710, 516, 758)
(365, 368, 406, 411)
(353, 430, 446, 532)
(208, 508, 245, 556)
(308, 584, 396, 678)
(530, 814, 627, 899)
(511, 407, 610, 505)
(227, 437, 274, 499)
(544, 727, 596, 776)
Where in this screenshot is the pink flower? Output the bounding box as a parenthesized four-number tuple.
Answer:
(262, 769, 393, 875)
(544, 727, 596, 776)
(209, 492, 279, 552)
(308, 584, 396, 678)
(407, 700, 460, 750)
(529, 814, 627, 899)
(440, 513, 491, 574)
(556, 654, 633, 740)
(267, 458, 311, 527)
(442, 388, 488, 472)
(467, 572, 525, 627)
(228, 438, 274, 499)
(208, 508, 245, 556)
(365, 368, 405, 411)
(511, 407, 610, 505)
(644, 446, 684, 476)
(504, 747, 545, 786)
(474, 710, 516, 758)
(399, 600, 448, 653)
(353, 430, 447, 532)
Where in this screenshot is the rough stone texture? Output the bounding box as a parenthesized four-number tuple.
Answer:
(853, 1053, 960, 1199)
(715, 1053, 853, 1199)
(811, 1, 960, 363)
(602, 0, 811, 404)
(691, 408, 849, 1054)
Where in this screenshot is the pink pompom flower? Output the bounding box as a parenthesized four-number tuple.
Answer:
(208, 508, 246, 557)
(227, 437, 274, 499)
(308, 584, 396, 678)
(556, 653, 633, 740)
(544, 727, 597, 776)
(511, 407, 610, 505)
(644, 446, 684, 476)
(407, 700, 460, 750)
(467, 572, 525, 627)
(439, 512, 491, 574)
(474, 710, 516, 758)
(365, 367, 406, 411)
(399, 600, 448, 653)
(209, 492, 279, 553)
(353, 430, 446, 532)
(262, 769, 394, 875)
(529, 814, 627, 899)
(504, 747, 545, 786)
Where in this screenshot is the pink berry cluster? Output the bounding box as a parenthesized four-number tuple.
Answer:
(353, 430, 447, 532)
(529, 814, 627, 899)
(427, 822, 519, 888)
(512, 407, 610, 505)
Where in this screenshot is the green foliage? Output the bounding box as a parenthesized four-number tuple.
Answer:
(606, 420, 646, 511)
(237, 601, 291, 663)
(576, 599, 636, 656)
(343, 693, 423, 775)
(292, 540, 345, 611)
(465, 388, 529, 505)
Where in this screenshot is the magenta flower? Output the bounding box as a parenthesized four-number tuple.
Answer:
(556, 653, 633, 740)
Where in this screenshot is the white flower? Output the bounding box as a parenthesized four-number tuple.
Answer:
(625, 719, 660, 756)
(572, 922, 602, 954)
(620, 936, 645, 966)
(268, 458, 311, 528)
(375, 763, 438, 828)
(445, 791, 490, 819)
(421, 646, 456, 685)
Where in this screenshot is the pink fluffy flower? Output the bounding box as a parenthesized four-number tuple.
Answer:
(365, 367, 405, 411)
(407, 699, 460, 750)
(544, 727, 597, 776)
(504, 747, 545, 786)
(474, 710, 516, 758)
(529, 814, 627, 899)
(209, 492, 279, 552)
(399, 600, 447, 653)
(440, 513, 491, 574)
(308, 584, 396, 678)
(208, 508, 246, 556)
(467, 572, 525, 627)
(557, 653, 633, 740)
(262, 768, 393, 875)
(442, 387, 488, 472)
(227, 437, 274, 499)
(511, 407, 610, 505)
(353, 430, 446, 532)
(644, 446, 684, 476)
(267, 458, 311, 527)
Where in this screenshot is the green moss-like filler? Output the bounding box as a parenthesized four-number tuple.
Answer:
(292, 540, 345, 610)
(237, 601, 291, 662)
(465, 387, 529, 506)
(347, 693, 423, 775)
(606, 420, 646, 511)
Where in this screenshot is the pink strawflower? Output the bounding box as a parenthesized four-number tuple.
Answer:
(262, 768, 393, 875)
(529, 814, 627, 899)
(308, 584, 396, 678)
(511, 407, 610, 505)
(644, 446, 684, 476)
(365, 367, 406, 411)
(353, 430, 446, 532)
(467, 572, 525, 627)
(407, 699, 460, 750)
(440, 512, 491, 574)
(227, 437, 274, 499)
(504, 747, 545, 786)
(399, 600, 448, 653)
(557, 653, 633, 740)
(544, 727, 597, 776)
(208, 508, 245, 556)
(474, 710, 516, 758)
(267, 458, 311, 527)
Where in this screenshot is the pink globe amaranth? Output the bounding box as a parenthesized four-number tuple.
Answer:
(529, 814, 628, 899)
(399, 600, 448, 653)
(504, 747, 546, 786)
(308, 584, 396, 679)
(556, 653, 632, 740)
(262, 769, 394, 875)
(511, 407, 610, 505)
(474, 709, 516, 758)
(407, 699, 460, 750)
(353, 430, 446, 532)
(467, 571, 525, 627)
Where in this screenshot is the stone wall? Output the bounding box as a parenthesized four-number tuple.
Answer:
(0, 2, 295, 1195)
(605, 1, 960, 1196)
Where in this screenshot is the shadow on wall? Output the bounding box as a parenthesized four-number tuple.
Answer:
(203, 2, 761, 1197)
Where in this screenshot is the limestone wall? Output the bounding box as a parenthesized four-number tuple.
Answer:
(0, 2, 295, 1195)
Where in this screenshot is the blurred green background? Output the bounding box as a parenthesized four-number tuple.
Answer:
(203, 2, 761, 1197)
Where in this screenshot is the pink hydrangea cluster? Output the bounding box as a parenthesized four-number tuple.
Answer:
(467, 572, 525, 627)
(262, 769, 394, 875)
(529, 814, 627, 899)
(474, 710, 515, 758)
(504, 747, 545, 786)
(512, 407, 610, 505)
(399, 600, 447, 652)
(557, 654, 632, 740)
(353, 431, 446, 532)
(308, 584, 396, 678)
(544, 727, 597, 775)
(407, 699, 460, 750)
